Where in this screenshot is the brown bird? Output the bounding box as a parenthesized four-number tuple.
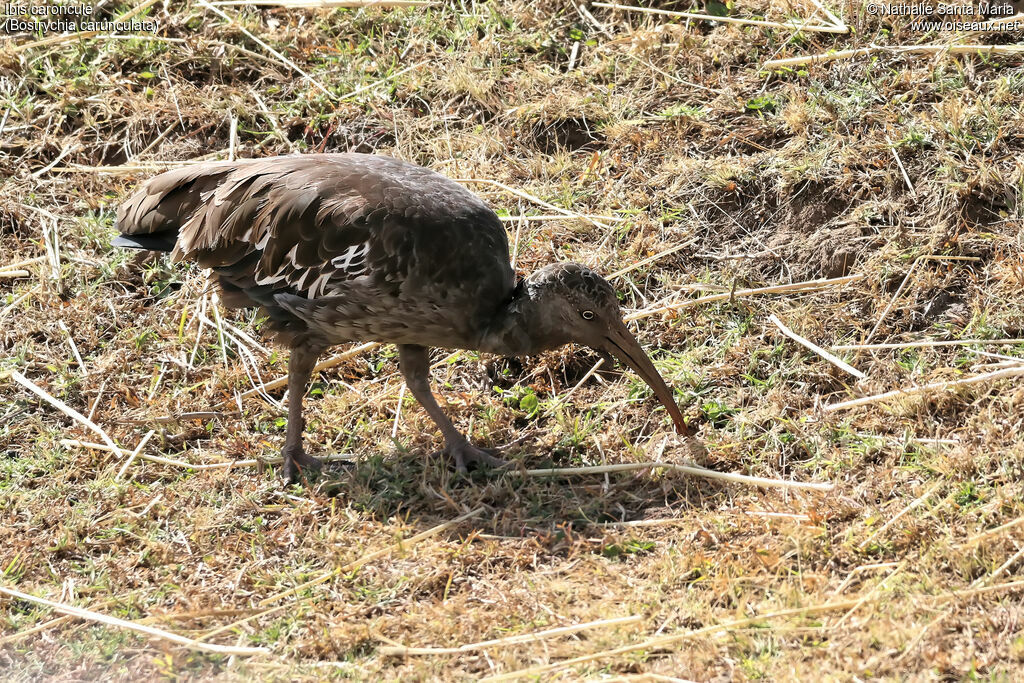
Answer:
(114, 153, 689, 482)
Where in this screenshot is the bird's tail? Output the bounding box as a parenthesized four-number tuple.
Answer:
(111, 232, 177, 252)
(113, 161, 237, 253)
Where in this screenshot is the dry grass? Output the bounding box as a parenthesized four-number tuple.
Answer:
(2, 0, 1024, 679)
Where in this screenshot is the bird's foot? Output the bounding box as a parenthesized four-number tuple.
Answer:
(281, 446, 322, 484)
(447, 441, 510, 475)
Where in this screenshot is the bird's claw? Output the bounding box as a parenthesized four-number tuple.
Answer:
(446, 442, 510, 475)
(281, 446, 322, 484)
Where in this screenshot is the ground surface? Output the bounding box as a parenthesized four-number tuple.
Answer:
(2, 1, 1024, 680)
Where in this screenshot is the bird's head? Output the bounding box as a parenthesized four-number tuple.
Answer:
(524, 263, 690, 435)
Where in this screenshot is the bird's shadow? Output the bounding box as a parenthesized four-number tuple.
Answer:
(301, 442, 731, 540)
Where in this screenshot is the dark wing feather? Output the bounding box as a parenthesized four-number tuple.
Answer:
(116, 153, 515, 345)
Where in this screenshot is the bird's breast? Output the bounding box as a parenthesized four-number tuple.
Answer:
(291, 284, 495, 351)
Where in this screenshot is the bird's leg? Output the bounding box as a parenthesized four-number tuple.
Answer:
(397, 344, 509, 473)
(281, 342, 325, 483)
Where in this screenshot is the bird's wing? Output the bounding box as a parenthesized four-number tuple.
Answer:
(116, 154, 515, 312)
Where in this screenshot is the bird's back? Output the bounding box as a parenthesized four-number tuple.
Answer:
(116, 153, 516, 348)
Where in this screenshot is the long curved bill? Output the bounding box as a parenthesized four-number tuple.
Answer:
(602, 320, 691, 436)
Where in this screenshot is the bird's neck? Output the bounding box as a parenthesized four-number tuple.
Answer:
(476, 280, 563, 357)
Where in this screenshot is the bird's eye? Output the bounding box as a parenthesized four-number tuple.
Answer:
(581, 310, 595, 320)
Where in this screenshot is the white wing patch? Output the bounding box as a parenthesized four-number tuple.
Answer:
(254, 242, 369, 298)
(254, 269, 288, 286)
(331, 243, 368, 275)
(306, 272, 333, 299)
